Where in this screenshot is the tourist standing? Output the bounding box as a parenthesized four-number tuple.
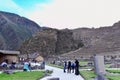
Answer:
(75, 59, 80, 75)
(42, 61, 45, 69)
(71, 62, 75, 73)
(23, 60, 29, 71)
(28, 61, 31, 71)
(63, 61, 67, 73)
(67, 61, 71, 73)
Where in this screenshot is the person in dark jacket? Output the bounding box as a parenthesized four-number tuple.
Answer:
(75, 59, 80, 75)
(67, 61, 71, 73)
(63, 61, 67, 73)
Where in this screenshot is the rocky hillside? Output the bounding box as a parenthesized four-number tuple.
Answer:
(19, 28, 84, 57)
(19, 21, 120, 57)
(0, 11, 41, 50)
(71, 21, 120, 54)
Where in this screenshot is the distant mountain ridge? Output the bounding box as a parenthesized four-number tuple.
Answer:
(0, 11, 41, 50)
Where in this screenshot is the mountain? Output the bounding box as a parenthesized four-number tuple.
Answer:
(65, 21, 120, 56)
(0, 11, 41, 50)
(19, 20, 120, 58)
(19, 28, 84, 57)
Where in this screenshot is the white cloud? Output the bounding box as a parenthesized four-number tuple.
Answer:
(1, 0, 120, 29)
(27, 0, 120, 29)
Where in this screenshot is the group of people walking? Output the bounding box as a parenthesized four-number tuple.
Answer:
(63, 59, 80, 75)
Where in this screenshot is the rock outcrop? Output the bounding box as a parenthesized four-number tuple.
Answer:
(19, 28, 84, 57)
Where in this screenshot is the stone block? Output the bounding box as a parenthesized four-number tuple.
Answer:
(47, 77, 59, 80)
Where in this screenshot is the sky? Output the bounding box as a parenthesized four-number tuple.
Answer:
(0, 0, 120, 29)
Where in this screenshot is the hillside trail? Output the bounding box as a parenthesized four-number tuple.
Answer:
(40, 65, 84, 80)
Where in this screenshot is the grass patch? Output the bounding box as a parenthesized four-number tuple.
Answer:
(0, 71, 45, 80)
(105, 64, 110, 68)
(106, 75, 120, 80)
(79, 60, 93, 69)
(105, 69, 120, 80)
(79, 61, 88, 66)
(80, 70, 96, 80)
(106, 69, 120, 74)
(80, 69, 120, 80)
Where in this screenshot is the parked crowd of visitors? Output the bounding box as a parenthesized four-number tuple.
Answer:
(23, 60, 45, 71)
(63, 59, 80, 75)
(0, 59, 45, 71)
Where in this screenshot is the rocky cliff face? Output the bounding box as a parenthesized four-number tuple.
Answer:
(0, 11, 41, 50)
(19, 28, 84, 57)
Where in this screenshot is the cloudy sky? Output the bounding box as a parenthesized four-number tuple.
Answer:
(0, 0, 120, 29)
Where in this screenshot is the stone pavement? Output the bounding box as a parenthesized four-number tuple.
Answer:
(40, 65, 84, 80)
